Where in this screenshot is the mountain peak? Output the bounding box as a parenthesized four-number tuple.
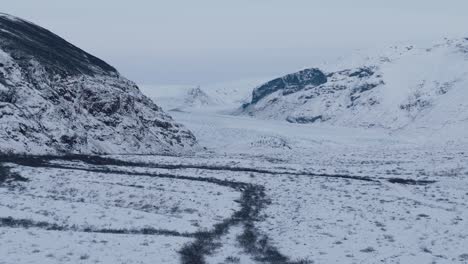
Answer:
(0, 13, 117, 78)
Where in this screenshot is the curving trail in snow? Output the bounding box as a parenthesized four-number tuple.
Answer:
(0, 155, 310, 263)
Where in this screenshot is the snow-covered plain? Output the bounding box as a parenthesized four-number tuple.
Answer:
(165, 105, 468, 262)
(2, 101, 467, 263)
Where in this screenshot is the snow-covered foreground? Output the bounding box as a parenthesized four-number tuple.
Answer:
(1, 108, 468, 263)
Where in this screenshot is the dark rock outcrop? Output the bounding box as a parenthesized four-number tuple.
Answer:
(248, 68, 327, 105)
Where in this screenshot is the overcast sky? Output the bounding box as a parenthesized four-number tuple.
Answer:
(3, 1, 468, 86)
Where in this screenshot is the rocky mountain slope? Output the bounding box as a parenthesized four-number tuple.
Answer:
(0, 13, 196, 154)
(241, 38, 468, 137)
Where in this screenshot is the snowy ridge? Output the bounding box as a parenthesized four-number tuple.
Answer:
(0, 14, 196, 154)
(240, 38, 468, 139)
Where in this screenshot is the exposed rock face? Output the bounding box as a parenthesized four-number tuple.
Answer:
(0, 13, 196, 154)
(248, 68, 327, 105)
(241, 39, 468, 134)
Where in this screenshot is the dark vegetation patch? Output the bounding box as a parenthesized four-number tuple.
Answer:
(179, 184, 267, 264)
(236, 190, 312, 264)
(387, 178, 436, 185)
(286, 115, 323, 124)
(238, 224, 312, 264)
(180, 184, 310, 264)
(0, 163, 28, 184)
(0, 217, 192, 237)
(0, 154, 377, 183)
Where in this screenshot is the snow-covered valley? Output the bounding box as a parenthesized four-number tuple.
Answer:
(1, 105, 467, 263)
(1, 10, 468, 264)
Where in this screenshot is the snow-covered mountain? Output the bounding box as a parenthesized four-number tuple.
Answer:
(241, 38, 468, 137)
(140, 78, 268, 112)
(140, 85, 220, 111)
(0, 13, 196, 154)
(184, 86, 217, 108)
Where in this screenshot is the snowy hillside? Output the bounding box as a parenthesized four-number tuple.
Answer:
(241, 38, 468, 139)
(0, 13, 196, 154)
